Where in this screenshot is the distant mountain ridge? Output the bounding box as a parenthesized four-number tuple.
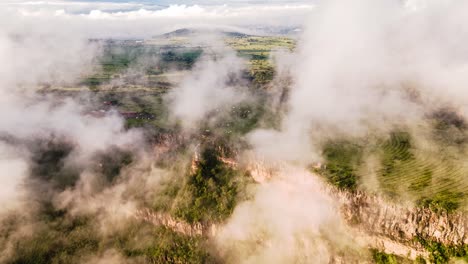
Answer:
(157, 28, 253, 38)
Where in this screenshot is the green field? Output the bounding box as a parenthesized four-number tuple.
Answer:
(75, 34, 296, 90)
(226, 36, 294, 85)
(320, 119, 468, 212)
(28, 31, 468, 264)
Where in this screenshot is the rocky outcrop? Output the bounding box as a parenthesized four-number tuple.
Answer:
(336, 190, 467, 246)
(136, 157, 466, 261)
(234, 157, 467, 248)
(134, 208, 217, 237)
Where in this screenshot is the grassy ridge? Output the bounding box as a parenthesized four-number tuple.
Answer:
(173, 143, 249, 224)
(321, 140, 363, 190)
(320, 127, 468, 212)
(6, 216, 214, 264)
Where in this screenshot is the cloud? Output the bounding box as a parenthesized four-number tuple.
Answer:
(0, 143, 28, 213)
(248, 0, 468, 163)
(0, 5, 145, 219)
(0, 2, 314, 38)
(2, 1, 152, 14)
(3, 0, 468, 262)
(215, 165, 348, 264)
(166, 44, 248, 130)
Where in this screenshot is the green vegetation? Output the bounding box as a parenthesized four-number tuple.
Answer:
(376, 130, 467, 211)
(319, 128, 468, 212)
(82, 45, 145, 87)
(96, 91, 171, 130)
(249, 61, 275, 85)
(82, 44, 202, 88)
(380, 132, 414, 177)
(370, 249, 427, 264)
(174, 144, 247, 223)
(77, 34, 296, 91)
(415, 256, 427, 264)
(416, 237, 468, 263)
(95, 147, 133, 183)
(321, 140, 363, 190)
(160, 49, 203, 68)
(226, 36, 295, 85)
(8, 216, 99, 264)
(379, 131, 415, 197)
(20, 33, 468, 263)
(29, 139, 80, 190)
(140, 229, 212, 263)
(370, 249, 410, 264)
(225, 36, 295, 56)
(152, 175, 183, 212)
(73, 34, 468, 217)
(417, 190, 464, 213)
(5, 214, 214, 264)
(407, 168, 432, 192)
(212, 101, 266, 137)
(118, 226, 214, 264)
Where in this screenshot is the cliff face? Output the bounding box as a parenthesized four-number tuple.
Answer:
(243, 159, 467, 258)
(135, 208, 217, 237)
(136, 156, 467, 261)
(336, 190, 467, 247)
(245, 157, 467, 248)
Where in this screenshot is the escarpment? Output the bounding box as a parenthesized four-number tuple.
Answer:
(337, 190, 467, 246)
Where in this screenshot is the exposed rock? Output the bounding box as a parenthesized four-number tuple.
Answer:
(134, 208, 218, 237)
(136, 156, 467, 261)
(335, 190, 467, 246)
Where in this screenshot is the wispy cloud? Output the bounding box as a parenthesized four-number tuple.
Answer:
(1, 1, 314, 37)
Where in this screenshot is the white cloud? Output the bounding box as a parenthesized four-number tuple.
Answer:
(0, 1, 314, 38)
